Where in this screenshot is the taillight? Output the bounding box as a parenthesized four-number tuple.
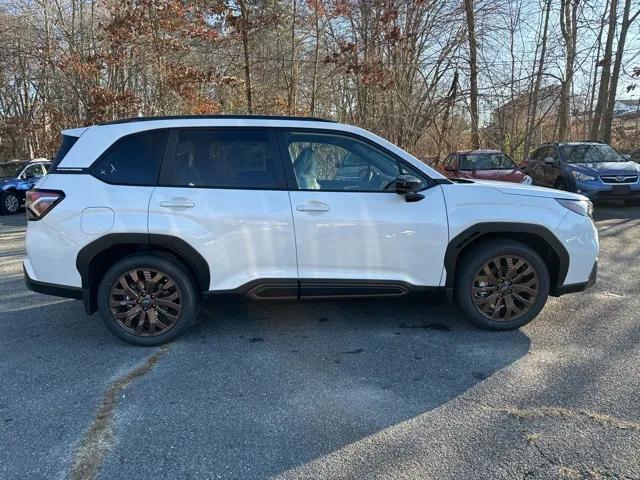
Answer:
(25, 189, 65, 221)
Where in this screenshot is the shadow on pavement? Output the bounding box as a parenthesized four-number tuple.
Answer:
(96, 296, 531, 479)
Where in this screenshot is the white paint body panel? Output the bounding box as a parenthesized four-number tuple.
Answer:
(290, 187, 448, 285)
(26, 174, 153, 287)
(27, 118, 599, 294)
(148, 187, 297, 290)
(441, 183, 598, 285)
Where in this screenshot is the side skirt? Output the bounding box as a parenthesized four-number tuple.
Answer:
(204, 279, 443, 301)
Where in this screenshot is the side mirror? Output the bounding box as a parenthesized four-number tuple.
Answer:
(543, 157, 555, 165)
(394, 174, 424, 202)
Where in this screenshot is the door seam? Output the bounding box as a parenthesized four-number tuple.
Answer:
(287, 190, 302, 298)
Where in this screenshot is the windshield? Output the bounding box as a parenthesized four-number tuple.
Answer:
(0, 162, 24, 178)
(459, 152, 515, 170)
(561, 144, 627, 163)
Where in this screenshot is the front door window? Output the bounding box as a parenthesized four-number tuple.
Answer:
(282, 131, 425, 192)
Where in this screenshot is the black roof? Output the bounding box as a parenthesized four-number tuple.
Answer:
(99, 114, 335, 126)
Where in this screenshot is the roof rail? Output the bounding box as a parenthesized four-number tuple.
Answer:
(99, 114, 335, 126)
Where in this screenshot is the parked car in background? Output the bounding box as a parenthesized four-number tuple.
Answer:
(0, 160, 51, 215)
(444, 150, 532, 185)
(525, 141, 640, 206)
(24, 115, 597, 345)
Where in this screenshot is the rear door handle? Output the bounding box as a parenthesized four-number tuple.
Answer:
(296, 201, 330, 212)
(159, 197, 195, 209)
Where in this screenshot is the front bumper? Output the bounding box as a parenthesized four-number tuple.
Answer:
(551, 261, 597, 296)
(575, 180, 640, 201)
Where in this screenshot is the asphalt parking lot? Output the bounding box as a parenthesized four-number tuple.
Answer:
(1, 205, 639, 480)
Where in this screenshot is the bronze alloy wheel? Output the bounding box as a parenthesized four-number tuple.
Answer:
(471, 255, 539, 321)
(109, 268, 182, 336)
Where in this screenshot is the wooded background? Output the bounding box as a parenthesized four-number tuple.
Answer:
(1, 0, 639, 165)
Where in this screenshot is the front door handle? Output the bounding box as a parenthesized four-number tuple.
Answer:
(296, 201, 330, 212)
(159, 197, 195, 209)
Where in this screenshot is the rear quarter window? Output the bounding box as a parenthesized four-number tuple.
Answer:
(50, 134, 79, 171)
(91, 130, 168, 186)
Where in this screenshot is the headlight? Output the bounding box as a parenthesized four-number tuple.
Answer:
(556, 198, 593, 218)
(571, 171, 595, 181)
(521, 175, 532, 185)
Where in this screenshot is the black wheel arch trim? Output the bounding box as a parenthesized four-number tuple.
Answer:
(76, 233, 211, 313)
(444, 222, 570, 291)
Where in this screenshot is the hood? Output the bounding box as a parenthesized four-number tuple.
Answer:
(470, 179, 585, 200)
(0, 176, 17, 184)
(565, 161, 640, 175)
(459, 168, 525, 182)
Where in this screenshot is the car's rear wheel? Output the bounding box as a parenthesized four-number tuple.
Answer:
(97, 254, 200, 345)
(456, 240, 550, 330)
(0, 191, 20, 215)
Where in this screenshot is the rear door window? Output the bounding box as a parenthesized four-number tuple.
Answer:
(92, 130, 168, 186)
(160, 128, 282, 189)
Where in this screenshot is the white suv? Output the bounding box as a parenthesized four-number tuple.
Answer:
(24, 116, 599, 345)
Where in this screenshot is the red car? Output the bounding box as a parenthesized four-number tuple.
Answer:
(444, 149, 532, 184)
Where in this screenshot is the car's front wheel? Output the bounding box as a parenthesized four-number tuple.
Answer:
(97, 254, 200, 345)
(456, 240, 550, 330)
(0, 191, 20, 215)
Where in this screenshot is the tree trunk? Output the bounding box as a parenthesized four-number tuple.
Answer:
(287, 0, 297, 114)
(586, 3, 608, 138)
(463, 0, 480, 149)
(590, 0, 618, 140)
(523, 0, 551, 160)
(310, 0, 320, 116)
(238, 0, 253, 114)
(601, 0, 639, 142)
(558, 0, 578, 142)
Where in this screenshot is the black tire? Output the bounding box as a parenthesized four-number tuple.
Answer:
(0, 191, 21, 215)
(624, 199, 640, 207)
(97, 254, 200, 346)
(455, 240, 550, 331)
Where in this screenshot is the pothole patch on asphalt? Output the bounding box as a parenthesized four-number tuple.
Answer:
(68, 345, 169, 480)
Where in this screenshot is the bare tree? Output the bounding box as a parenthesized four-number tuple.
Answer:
(558, 0, 580, 141)
(601, 0, 640, 142)
(463, 0, 480, 149)
(590, 0, 618, 140)
(238, 0, 254, 114)
(523, 0, 551, 160)
(287, 0, 298, 114)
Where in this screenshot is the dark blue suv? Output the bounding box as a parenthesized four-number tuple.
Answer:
(525, 142, 640, 206)
(0, 160, 50, 215)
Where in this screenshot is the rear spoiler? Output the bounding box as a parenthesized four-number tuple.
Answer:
(61, 127, 89, 137)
